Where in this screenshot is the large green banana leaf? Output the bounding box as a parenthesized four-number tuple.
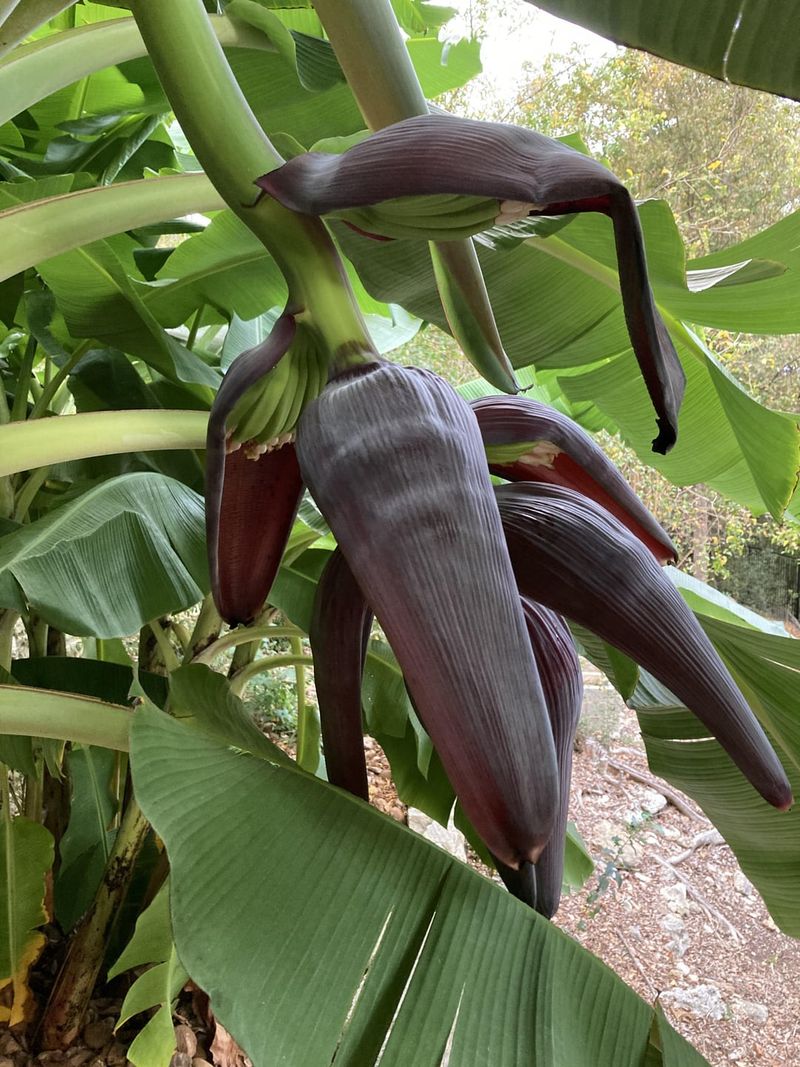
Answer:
(335, 205, 800, 519)
(528, 1, 800, 102)
(130, 705, 707, 1067)
(0, 473, 207, 637)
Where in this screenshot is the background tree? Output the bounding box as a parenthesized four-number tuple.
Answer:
(436, 37, 800, 597)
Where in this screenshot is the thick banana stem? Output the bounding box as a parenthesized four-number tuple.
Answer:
(129, 0, 375, 360)
(311, 0, 518, 392)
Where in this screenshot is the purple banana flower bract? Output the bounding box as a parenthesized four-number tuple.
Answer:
(520, 599, 583, 918)
(310, 547, 373, 802)
(257, 114, 685, 454)
(495, 601, 583, 916)
(472, 394, 676, 564)
(496, 481, 793, 812)
(296, 361, 559, 868)
(206, 312, 304, 625)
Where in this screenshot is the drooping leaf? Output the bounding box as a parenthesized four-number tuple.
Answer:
(38, 235, 220, 388)
(635, 611, 800, 935)
(109, 879, 172, 980)
(144, 211, 287, 327)
(0, 473, 208, 637)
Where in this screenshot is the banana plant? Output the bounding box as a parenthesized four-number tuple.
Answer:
(0, 1, 798, 1065)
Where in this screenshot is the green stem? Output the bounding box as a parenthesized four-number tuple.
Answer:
(192, 623, 302, 665)
(129, 0, 376, 361)
(25, 614, 48, 658)
(185, 303, 205, 350)
(291, 636, 316, 773)
(229, 654, 313, 699)
(40, 797, 150, 1049)
(171, 619, 191, 654)
(312, 0, 518, 393)
(0, 409, 208, 478)
(148, 618, 181, 674)
(0, 475, 14, 519)
(30, 340, 91, 418)
(312, 0, 426, 128)
(0, 381, 11, 424)
(13, 465, 49, 521)
(0, 761, 14, 973)
(23, 764, 43, 821)
(11, 334, 37, 422)
(0, 609, 18, 671)
(185, 594, 222, 662)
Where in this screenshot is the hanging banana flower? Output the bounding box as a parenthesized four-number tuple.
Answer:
(256, 114, 685, 454)
(302, 390, 793, 909)
(496, 481, 793, 811)
(203, 108, 789, 898)
(494, 600, 583, 917)
(205, 309, 330, 624)
(296, 360, 559, 869)
(471, 394, 676, 563)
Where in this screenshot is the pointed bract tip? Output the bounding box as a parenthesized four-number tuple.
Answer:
(652, 417, 677, 455)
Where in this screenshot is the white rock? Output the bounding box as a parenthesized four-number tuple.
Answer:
(733, 870, 755, 897)
(407, 808, 467, 862)
(659, 913, 689, 957)
(640, 788, 668, 814)
(730, 996, 768, 1025)
(619, 840, 643, 869)
(660, 984, 726, 1020)
(660, 882, 691, 916)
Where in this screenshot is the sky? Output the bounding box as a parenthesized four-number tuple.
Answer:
(442, 0, 617, 98)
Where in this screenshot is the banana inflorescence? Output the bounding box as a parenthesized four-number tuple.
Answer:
(203, 115, 792, 918)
